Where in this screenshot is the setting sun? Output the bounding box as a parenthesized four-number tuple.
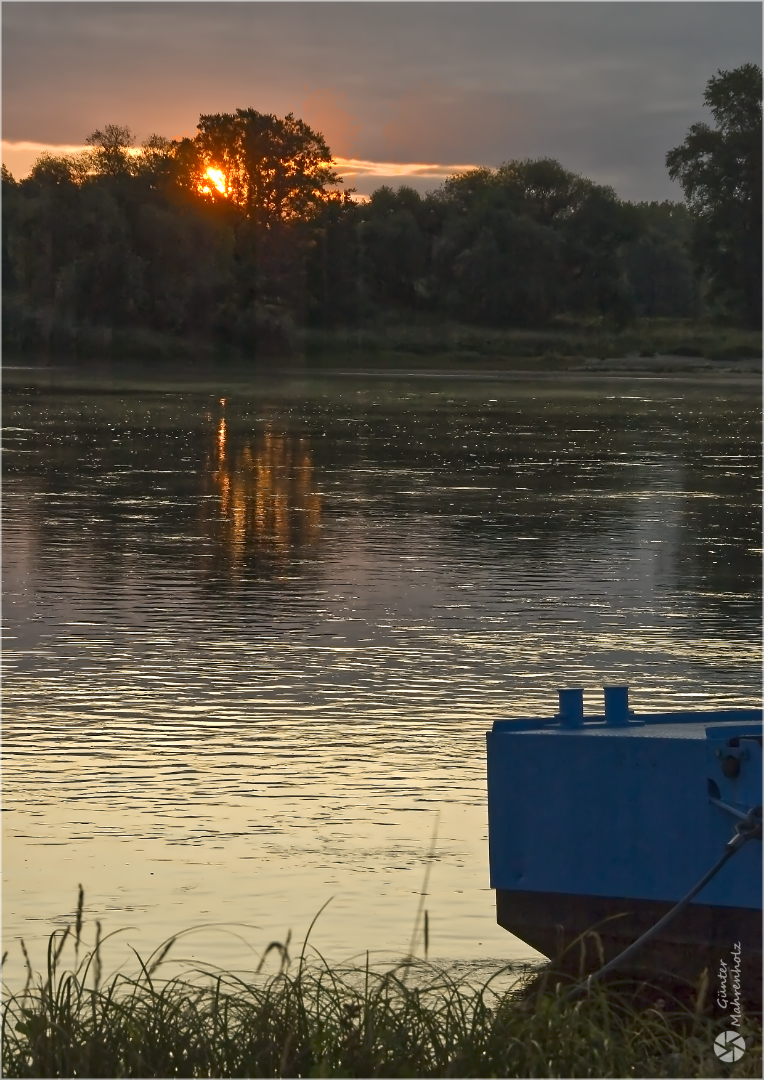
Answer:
(203, 166, 227, 195)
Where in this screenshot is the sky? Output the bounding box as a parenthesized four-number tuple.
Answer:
(2, 1, 762, 200)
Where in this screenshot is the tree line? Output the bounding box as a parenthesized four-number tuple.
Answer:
(2, 65, 760, 356)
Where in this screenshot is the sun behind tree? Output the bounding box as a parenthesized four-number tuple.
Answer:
(175, 108, 348, 223)
(202, 167, 227, 196)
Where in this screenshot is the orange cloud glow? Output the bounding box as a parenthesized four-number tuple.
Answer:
(300, 87, 360, 159)
(2, 141, 478, 191)
(334, 156, 476, 179)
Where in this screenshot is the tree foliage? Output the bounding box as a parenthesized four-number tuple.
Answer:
(2, 100, 722, 356)
(623, 202, 698, 318)
(85, 123, 137, 176)
(175, 108, 346, 224)
(406, 159, 642, 327)
(666, 64, 762, 326)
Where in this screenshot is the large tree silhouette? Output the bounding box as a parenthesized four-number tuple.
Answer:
(666, 64, 762, 327)
(176, 108, 346, 225)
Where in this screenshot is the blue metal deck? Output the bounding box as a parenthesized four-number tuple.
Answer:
(486, 687, 762, 911)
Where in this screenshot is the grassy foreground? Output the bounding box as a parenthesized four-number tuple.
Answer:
(2, 906, 761, 1079)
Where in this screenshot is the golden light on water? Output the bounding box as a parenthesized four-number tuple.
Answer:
(205, 425, 322, 572)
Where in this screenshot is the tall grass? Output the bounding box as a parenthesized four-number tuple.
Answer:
(2, 894, 761, 1077)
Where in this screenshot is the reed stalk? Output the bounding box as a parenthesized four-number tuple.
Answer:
(3, 895, 760, 1078)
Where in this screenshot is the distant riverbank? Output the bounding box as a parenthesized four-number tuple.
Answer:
(301, 317, 762, 372)
(2, 316, 760, 379)
(5, 354, 761, 400)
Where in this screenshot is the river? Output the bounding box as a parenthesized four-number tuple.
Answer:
(3, 364, 761, 982)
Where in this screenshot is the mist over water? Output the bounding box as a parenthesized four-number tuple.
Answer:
(3, 369, 761, 980)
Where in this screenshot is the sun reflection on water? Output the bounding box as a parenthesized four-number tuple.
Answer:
(205, 421, 322, 570)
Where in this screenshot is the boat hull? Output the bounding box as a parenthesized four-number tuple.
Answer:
(486, 692, 762, 1006)
(497, 888, 762, 1001)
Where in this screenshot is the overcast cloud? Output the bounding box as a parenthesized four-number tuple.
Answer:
(2, 2, 761, 199)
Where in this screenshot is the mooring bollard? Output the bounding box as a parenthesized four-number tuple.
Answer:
(604, 685, 631, 726)
(557, 687, 584, 728)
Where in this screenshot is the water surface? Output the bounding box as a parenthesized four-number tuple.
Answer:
(3, 368, 761, 978)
